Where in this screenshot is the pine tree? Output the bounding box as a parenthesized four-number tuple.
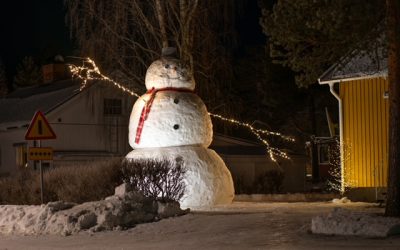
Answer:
(386, 0, 400, 217)
(260, 0, 385, 87)
(13, 56, 42, 87)
(0, 58, 8, 97)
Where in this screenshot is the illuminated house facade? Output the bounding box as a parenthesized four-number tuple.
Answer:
(319, 49, 388, 200)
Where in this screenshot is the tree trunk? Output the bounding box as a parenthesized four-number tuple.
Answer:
(386, 0, 400, 217)
(155, 0, 169, 48)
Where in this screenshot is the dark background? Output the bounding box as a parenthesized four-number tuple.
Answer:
(0, 0, 73, 80)
(0, 0, 264, 81)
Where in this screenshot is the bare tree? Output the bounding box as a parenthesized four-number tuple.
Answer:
(65, 0, 239, 116)
(0, 58, 8, 97)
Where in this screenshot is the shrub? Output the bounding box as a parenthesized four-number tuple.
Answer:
(0, 158, 122, 205)
(232, 174, 250, 194)
(327, 138, 353, 193)
(0, 170, 38, 205)
(254, 169, 284, 194)
(233, 169, 284, 194)
(121, 158, 186, 202)
(46, 158, 122, 203)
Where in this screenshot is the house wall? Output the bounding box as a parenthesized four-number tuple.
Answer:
(0, 128, 28, 175)
(223, 154, 306, 193)
(340, 77, 389, 188)
(279, 155, 307, 192)
(45, 84, 133, 156)
(0, 84, 134, 173)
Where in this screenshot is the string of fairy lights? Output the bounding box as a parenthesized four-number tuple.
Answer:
(68, 58, 294, 161)
(69, 57, 141, 98)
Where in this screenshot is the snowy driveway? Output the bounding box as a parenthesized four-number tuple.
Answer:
(0, 201, 399, 250)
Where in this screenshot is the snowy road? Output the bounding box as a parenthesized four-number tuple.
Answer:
(0, 202, 399, 250)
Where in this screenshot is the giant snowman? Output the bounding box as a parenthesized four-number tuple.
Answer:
(126, 49, 234, 209)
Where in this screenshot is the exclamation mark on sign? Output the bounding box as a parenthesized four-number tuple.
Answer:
(38, 120, 43, 135)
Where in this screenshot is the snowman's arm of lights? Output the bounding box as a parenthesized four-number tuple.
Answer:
(67, 58, 142, 99)
(208, 113, 293, 161)
(68, 57, 294, 161)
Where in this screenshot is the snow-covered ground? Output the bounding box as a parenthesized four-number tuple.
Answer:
(312, 207, 400, 237)
(1, 201, 399, 250)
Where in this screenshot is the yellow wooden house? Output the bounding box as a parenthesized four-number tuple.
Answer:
(318, 50, 388, 200)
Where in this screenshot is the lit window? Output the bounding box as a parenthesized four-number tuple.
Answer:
(14, 143, 28, 168)
(104, 98, 122, 115)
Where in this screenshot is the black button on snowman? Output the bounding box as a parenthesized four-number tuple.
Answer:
(126, 49, 234, 209)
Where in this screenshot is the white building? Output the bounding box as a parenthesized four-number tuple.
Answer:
(0, 78, 133, 174)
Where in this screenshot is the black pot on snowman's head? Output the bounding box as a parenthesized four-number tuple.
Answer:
(161, 47, 178, 59)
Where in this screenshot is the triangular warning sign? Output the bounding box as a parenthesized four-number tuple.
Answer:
(25, 111, 56, 140)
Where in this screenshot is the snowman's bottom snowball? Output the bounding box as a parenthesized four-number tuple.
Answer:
(126, 146, 234, 209)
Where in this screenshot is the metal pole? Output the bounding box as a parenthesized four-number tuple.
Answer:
(39, 140, 44, 204)
(33, 140, 37, 170)
(328, 82, 345, 194)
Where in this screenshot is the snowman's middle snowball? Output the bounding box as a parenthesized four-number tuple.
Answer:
(129, 90, 213, 149)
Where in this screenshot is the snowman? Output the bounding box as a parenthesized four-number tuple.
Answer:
(126, 48, 234, 209)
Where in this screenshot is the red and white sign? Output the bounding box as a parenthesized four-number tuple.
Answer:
(25, 111, 56, 140)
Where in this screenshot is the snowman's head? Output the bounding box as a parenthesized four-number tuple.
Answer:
(145, 58, 195, 90)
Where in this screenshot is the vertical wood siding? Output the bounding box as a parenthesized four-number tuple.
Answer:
(340, 78, 389, 187)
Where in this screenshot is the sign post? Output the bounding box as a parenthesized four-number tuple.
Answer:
(25, 111, 56, 204)
(39, 140, 43, 204)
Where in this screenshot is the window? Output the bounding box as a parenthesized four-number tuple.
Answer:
(318, 144, 330, 164)
(104, 98, 122, 115)
(14, 143, 28, 168)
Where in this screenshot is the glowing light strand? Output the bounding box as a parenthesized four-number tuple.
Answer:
(207, 113, 294, 141)
(208, 113, 293, 161)
(68, 57, 294, 161)
(68, 58, 141, 98)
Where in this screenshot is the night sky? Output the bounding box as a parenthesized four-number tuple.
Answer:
(0, 1, 263, 82)
(0, 0, 73, 80)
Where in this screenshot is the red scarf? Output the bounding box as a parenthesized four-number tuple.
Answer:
(135, 87, 194, 144)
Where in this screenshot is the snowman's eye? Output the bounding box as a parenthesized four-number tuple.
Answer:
(164, 64, 170, 69)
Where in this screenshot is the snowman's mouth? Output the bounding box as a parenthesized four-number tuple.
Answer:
(160, 74, 189, 81)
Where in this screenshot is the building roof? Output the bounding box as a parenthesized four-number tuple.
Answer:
(0, 80, 81, 130)
(210, 145, 268, 156)
(319, 46, 387, 84)
(211, 133, 267, 156)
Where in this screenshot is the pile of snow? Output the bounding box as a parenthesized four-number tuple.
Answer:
(311, 207, 400, 238)
(0, 184, 188, 236)
(126, 146, 234, 209)
(332, 197, 351, 204)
